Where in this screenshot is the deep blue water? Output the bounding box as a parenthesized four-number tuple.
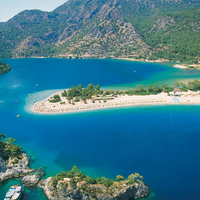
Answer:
(1, 58, 200, 200)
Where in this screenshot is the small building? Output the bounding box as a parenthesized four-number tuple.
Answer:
(64, 178, 71, 182)
(95, 97, 114, 101)
(106, 94, 114, 97)
(173, 88, 182, 96)
(97, 94, 115, 98)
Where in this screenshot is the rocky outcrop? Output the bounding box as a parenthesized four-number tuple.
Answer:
(22, 174, 41, 187)
(58, 24, 80, 43)
(21, 167, 44, 187)
(0, 153, 33, 182)
(63, 2, 151, 59)
(151, 16, 175, 32)
(114, 182, 150, 199)
(39, 177, 150, 200)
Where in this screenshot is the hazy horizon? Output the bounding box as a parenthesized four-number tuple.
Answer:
(0, 0, 68, 22)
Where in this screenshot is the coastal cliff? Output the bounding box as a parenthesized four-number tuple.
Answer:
(0, 152, 33, 182)
(0, 134, 33, 182)
(40, 178, 149, 200)
(39, 167, 150, 200)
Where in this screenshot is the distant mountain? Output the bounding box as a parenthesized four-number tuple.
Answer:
(0, 0, 199, 64)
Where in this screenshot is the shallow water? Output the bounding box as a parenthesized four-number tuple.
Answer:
(1, 58, 200, 200)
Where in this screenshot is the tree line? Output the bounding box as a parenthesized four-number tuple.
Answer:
(50, 84, 102, 104)
(49, 80, 200, 104)
(51, 166, 144, 192)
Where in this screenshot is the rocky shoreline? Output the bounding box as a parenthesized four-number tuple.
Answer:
(0, 153, 151, 200)
(0, 135, 43, 188)
(38, 167, 150, 200)
(0, 153, 44, 189)
(21, 168, 44, 187)
(0, 154, 150, 200)
(0, 136, 150, 199)
(0, 152, 33, 182)
(39, 177, 150, 200)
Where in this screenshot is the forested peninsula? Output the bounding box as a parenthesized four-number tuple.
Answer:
(0, 61, 11, 75)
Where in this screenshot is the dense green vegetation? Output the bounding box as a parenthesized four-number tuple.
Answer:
(60, 84, 102, 104)
(144, 10, 200, 63)
(117, 80, 200, 95)
(49, 95, 61, 103)
(118, 0, 200, 63)
(49, 80, 200, 105)
(0, 10, 67, 58)
(51, 166, 144, 190)
(0, 134, 22, 160)
(0, 61, 11, 75)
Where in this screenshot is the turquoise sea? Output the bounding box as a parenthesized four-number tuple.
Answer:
(1, 58, 200, 199)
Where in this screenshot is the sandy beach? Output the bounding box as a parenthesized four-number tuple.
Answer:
(32, 90, 200, 114)
(117, 57, 169, 63)
(118, 58, 200, 69)
(173, 64, 188, 69)
(173, 64, 200, 69)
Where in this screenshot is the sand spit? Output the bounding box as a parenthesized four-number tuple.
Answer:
(31, 90, 200, 114)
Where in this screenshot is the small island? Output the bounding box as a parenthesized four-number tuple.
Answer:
(33, 80, 200, 114)
(0, 61, 11, 75)
(39, 166, 150, 200)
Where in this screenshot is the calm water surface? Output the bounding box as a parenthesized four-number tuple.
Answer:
(0, 59, 200, 200)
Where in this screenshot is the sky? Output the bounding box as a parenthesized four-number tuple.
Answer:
(0, 0, 68, 22)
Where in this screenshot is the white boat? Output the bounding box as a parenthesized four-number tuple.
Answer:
(11, 186, 23, 200)
(4, 186, 16, 200)
(4, 185, 23, 200)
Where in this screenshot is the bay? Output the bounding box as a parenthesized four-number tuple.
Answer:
(1, 58, 200, 200)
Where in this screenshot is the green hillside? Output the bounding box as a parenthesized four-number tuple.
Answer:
(143, 9, 200, 63)
(0, 0, 199, 64)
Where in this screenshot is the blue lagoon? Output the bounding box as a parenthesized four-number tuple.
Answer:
(1, 58, 200, 200)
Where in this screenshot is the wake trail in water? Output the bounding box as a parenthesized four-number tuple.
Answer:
(168, 106, 174, 127)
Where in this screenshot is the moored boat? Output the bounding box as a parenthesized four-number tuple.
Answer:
(11, 186, 23, 200)
(4, 185, 23, 200)
(4, 186, 16, 200)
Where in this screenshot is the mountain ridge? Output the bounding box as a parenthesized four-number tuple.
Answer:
(0, 0, 199, 64)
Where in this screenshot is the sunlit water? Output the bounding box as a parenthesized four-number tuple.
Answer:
(1, 58, 200, 199)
